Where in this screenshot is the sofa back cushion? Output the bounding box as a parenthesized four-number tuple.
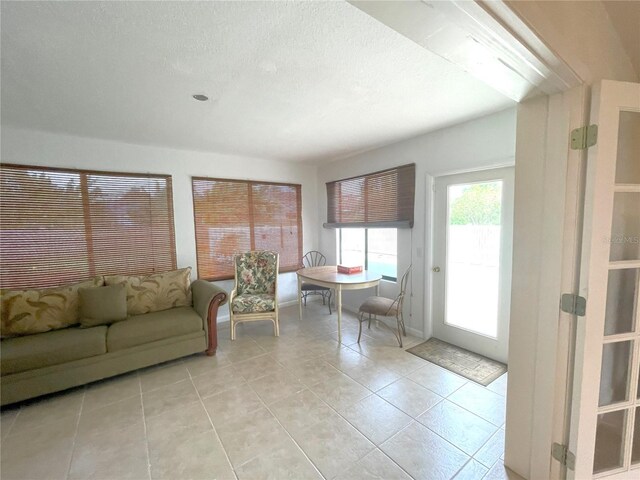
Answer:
(0, 277, 105, 337)
(79, 284, 128, 328)
(104, 267, 192, 316)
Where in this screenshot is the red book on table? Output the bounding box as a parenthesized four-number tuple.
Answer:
(337, 265, 363, 274)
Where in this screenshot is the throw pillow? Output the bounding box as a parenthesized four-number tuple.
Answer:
(0, 276, 105, 337)
(104, 267, 192, 315)
(79, 284, 127, 328)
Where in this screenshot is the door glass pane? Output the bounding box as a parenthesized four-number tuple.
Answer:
(604, 269, 638, 336)
(599, 341, 632, 406)
(594, 409, 627, 474)
(609, 193, 640, 262)
(633, 407, 640, 465)
(445, 181, 502, 338)
(616, 111, 640, 184)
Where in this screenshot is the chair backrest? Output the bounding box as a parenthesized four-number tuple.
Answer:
(394, 265, 412, 313)
(302, 251, 327, 268)
(234, 251, 279, 295)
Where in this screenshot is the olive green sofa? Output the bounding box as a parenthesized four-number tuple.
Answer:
(0, 279, 227, 406)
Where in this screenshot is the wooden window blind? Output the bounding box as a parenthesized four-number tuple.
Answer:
(0, 164, 176, 289)
(325, 163, 416, 228)
(192, 177, 303, 281)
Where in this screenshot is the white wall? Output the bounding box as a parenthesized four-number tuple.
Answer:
(0, 126, 319, 321)
(316, 108, 517, 337)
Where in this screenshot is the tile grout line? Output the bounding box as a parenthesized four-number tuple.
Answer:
(223, 345, 329, 477)
(309, 389, 417, 478)
(2, 407, 20, 438)
(220, 333, 372, 473)
(138, 373, 153, 480)
(187, 365, 239, 480)
(301, 387, 416, 480)
(225, 332, 502, 477)
(217, 316, 507, 475)
(240, 382, 327, 479)
(64, 387, 87, 480)
(389, 374, 500, 462)
(343, 352, 496, 475)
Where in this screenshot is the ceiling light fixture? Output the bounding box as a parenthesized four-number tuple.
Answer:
(192, 94, 209, 101)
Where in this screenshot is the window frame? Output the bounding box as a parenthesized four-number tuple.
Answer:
(0, 163, 177, 289)
(337, 227, 398, 282)
(325, 163, 416, 229)
(191, 176, 303, 281)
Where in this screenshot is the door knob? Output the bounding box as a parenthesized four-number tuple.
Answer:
(432, 266, 441, 273)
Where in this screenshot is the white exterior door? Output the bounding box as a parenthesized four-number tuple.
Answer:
(568, 80, 640, 478)
(432, 167, 514, 363)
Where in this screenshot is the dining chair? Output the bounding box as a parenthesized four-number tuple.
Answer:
(357, 265, 411, 347)
(229, 250, 279, 340)
(301, 250, 332, 314)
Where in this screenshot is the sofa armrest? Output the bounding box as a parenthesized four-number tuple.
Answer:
(191, 280, 228, 356)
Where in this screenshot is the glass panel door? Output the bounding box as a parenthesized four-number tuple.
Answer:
(432, 167, 514, 364)
(445, 181, 503, 337)
(592, 110, 640, 477)
(568, 81, 640, 479)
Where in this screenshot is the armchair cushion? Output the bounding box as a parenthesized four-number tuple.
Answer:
(235, 252, 277, 295)
(232, 294, 276, 314)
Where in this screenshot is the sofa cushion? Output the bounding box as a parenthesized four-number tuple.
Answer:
(1, 325, 108, 375)
(107, 306, 203, 352)
(0, 277, 105, 338)
(105, 268, 192, 316)
(79, 284, 128, 328)
(232, 294, 276, 314)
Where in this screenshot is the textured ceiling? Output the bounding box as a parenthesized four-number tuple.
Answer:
(1, 1, 514, 163)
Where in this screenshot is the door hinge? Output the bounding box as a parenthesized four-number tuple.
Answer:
(560, 293, 586, 316)
(551, 443, 576, 470)
(570, 124, 598, 150)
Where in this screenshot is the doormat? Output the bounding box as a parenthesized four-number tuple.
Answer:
(406, 338, 507, 386)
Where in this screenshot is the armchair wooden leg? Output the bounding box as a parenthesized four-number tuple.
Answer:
(274, 318, 280, 337)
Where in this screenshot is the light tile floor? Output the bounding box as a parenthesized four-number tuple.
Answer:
(0, 302, 524, 480)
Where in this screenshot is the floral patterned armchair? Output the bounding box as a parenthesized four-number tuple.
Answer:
(229, 251, 279, 340)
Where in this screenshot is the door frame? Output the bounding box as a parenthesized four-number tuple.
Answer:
(431, 167, 514, 364)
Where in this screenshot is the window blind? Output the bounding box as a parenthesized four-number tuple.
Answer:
(0, 164, 176, 289)
(192, 177, 303, 281)
(325, 163, 416, 228)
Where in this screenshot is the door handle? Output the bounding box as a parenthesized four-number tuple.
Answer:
(432, 266, 441, 273)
